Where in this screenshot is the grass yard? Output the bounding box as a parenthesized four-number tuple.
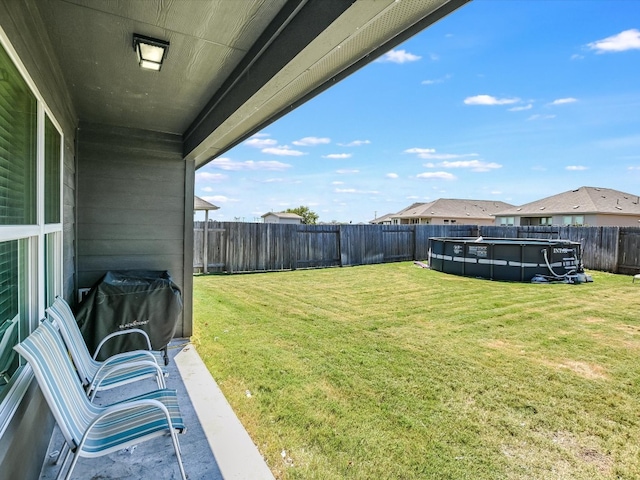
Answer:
(192, 263, 640, 480)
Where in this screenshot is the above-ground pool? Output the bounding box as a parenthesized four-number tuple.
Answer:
(428, 237, 588, 282)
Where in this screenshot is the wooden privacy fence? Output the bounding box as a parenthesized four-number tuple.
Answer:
(194, 222, 640, 275)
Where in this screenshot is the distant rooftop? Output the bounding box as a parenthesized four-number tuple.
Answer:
(261, 212, 303, 219)
(395, 198, 515, 219)
(495, 186, 640, 216)
(194, 196, 220, 211)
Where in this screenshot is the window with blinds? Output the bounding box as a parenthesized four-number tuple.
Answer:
(0, 44, 37, 226)
(45, 114, 61, 224)
(0, 37, 63, 406)
(0, 241, 18, 334)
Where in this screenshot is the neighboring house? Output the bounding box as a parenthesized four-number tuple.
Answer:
(494, 186, 640, 227)
(262, 212, 303, 225)
(194, 196, 219, 214)
(376, 199, 515, 226)
(0, 1, 470, 478)
(369, 213, 395, 225)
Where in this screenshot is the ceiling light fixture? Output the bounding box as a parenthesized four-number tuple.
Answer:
(132, 34, 169, 71)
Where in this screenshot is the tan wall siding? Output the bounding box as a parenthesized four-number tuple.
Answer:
(592, 214, 640, 227)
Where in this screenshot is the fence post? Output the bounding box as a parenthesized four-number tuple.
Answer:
(614, 226, 620, 274)
(203, 213, 209, 274)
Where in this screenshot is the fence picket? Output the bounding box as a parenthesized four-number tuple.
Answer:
(193, 222, 640, 275)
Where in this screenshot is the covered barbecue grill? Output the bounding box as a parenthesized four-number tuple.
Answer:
(75, 270, 182, 364)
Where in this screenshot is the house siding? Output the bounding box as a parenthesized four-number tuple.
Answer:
(263, 215, 301, 224)
(0, 1, 77, 478)
(76, 122, 192, 337)
(501, 213, 640, 227)
(591, 214, 640, 227)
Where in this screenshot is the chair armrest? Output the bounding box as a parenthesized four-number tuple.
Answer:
(88, 360, 166, 400)
(93, 328, 152, 359)
(100, 349, 159, 368)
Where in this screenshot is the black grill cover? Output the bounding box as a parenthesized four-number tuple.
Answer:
(76, 270, 182, 361)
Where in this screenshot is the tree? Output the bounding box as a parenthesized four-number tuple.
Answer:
(285, 206, 318, 225)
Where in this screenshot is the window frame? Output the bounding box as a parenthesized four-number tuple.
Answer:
(0, 26, 64, 437)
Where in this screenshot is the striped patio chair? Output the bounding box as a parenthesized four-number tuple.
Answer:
(14, 320, 186, 480)
(0, 315, 19, 384)
(46, 296, 167, 400)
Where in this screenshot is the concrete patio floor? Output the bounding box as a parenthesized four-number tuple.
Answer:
(38, 340, 275, 480)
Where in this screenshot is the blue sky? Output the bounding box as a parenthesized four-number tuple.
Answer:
(195, 0, 640, 223)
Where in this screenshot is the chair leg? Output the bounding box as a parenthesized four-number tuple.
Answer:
(54, 447, 72, 480)
(156, 372, 167, 389)
(62, 450, 81, 480)
(169, 429, 187, 480)
(54, 442, 69, 465)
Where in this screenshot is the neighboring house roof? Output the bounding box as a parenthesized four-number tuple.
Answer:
(261, 212, 303, 219)
(369, 213, 395, 224)
(194, 196, 219, 211)
(394, 199, 515, 220)
(495, 186, 640, 216)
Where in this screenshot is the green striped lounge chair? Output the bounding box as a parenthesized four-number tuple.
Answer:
(0, 315, 19, 384)
(46, 296, 167, 400)
(14, 320, 186, 480)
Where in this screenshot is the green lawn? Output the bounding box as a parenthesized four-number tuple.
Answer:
(192, 263, 640, 480)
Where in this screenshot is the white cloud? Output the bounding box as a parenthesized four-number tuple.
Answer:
(338, 140, 371, 147)
(509, 104, 533, 111)
(587, 29, 640, 53)
(336, 169, 359, 174)
(527, 114, 556, 121)
(421, 74, 452, 85)
(332, 181, 345, 185)
(292, 136, 330, 146)
(377, 49, 421, 64)
(405, 147, 436, 156)
(244, 137, 277, 148)
(627, 166, 640, 171)
(406, 148, 479, 161)
(323, 153, 352, 159)
(550, 97, 577, 105)
(195, 172, 228, 182)
(440, 160, 502, 172)
(201, 186, 213, 192)
(202, 195, 236, 204)
(335, 188, 379, 194)
(464, 95, 520, 106)
(386, 173, 399, 179)
(428, 153, 478, 160)
(209, 158, 292, 171)
(566, 165, 588, 171)
(571, 54, 585, 60)
(261, 146, 306, 156)
(491, 191, 502, 195)
(416, 172, 456, 180)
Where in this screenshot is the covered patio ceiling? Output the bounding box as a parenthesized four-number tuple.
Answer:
(36, 0, 471, 168)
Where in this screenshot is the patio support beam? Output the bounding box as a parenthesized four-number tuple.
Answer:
(182, 0, 355, 159)
(220, 0, 473, 159)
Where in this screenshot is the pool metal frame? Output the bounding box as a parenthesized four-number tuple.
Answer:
(428, 237, 583, 282)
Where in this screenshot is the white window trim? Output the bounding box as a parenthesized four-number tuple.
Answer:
(0, 25, 65, 435)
